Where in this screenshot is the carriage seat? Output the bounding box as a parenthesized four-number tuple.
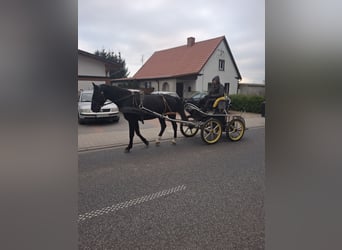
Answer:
(212, 96, 231, 113)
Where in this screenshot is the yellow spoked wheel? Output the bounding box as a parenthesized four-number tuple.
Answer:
(180, 115, 199, 137)
(227, 118, 245, 141)
(201, 118, 222, 144)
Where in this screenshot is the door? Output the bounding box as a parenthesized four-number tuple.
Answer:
(176, 82, 184, 98)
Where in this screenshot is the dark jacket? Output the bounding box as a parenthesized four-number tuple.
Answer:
(208, 83, 224, 98)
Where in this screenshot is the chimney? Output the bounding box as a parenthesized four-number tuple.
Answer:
(187, 37, 195, 47)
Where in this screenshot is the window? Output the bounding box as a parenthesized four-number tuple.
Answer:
(145, 82, 151, 88)
(162, 82, 169, 91)
(207, 82, 212, 91)
(219, 59, 225, 71)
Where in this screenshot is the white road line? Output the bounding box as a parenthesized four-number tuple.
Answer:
(78, 184, 186, 223)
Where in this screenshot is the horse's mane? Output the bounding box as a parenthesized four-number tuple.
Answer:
(100, 84, 132, 101)
(100, 84, 130, 95)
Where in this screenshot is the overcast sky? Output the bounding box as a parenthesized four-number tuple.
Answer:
(78, 0, 264, 83)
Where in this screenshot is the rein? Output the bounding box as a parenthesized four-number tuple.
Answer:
(101, 87, 142, 107)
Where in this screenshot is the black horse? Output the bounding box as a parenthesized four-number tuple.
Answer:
(91, 83, 187, 152)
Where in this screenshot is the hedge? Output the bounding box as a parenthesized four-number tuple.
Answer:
(229, 94, 265, 113)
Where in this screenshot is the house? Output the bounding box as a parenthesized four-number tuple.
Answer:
(114, 36, 242, 98)
(78, 49, 122, 92)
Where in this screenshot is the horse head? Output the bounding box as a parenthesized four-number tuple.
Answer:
(91, 83, 107, 112)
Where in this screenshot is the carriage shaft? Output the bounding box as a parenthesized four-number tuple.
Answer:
(141, 106, 199, 127)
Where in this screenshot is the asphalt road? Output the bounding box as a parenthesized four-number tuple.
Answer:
(78, 127, 265, 249)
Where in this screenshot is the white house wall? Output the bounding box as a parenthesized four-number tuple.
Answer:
(179, 80, 196, 98)
(197, 41, 239, 95)
(78, 54, 107, 76)
(78, 54, 107, 91)
(142, 79, 177, 92)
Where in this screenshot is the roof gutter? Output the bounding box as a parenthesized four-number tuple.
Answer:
(113, 73, 202, 82)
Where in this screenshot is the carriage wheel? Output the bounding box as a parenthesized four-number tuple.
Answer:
(201, 118, 222, 144)
(226, 118, 245, 141)
(180, 115, 199, 137)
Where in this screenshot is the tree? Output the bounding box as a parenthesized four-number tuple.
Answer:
(94, 49, 130, 79)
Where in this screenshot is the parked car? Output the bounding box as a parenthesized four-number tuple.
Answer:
(151, 91, 180, 98)
(184, 91, 207, 106)
(78, 90, 120, 124)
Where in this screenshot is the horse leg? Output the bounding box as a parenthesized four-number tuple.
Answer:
(169, 114, 178, 144)
(125, 119, 135, 153)
(156, 118, 166, 145)
(134, 120, 149, 147)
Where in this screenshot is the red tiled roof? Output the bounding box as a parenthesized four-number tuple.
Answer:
(133, 36, 239, 80)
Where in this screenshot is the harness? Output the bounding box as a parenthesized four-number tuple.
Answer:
(116, 92, 144, 119)
(160, 95, 176, 116)
(136, 94, 178, 122)
(110, 91, 141, 107)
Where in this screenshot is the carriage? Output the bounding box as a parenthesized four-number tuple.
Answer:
(179, 96, 245, 144)
(137, 92, 246, 145)
(91, 83, 246, 152)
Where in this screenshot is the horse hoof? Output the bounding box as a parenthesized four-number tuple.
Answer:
(155, 141, 160, 146)
(125, 148, 131, 153)
(171, 139, 176, 144)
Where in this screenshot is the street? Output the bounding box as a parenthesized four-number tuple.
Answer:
(79, 127, 265, 249)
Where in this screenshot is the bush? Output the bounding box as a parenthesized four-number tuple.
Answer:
(229, 94, 265, 113)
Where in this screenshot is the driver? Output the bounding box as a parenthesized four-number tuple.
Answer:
(201, 75, 224, 111)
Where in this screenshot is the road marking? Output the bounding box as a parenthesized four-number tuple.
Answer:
(78, 184, 186, 223)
